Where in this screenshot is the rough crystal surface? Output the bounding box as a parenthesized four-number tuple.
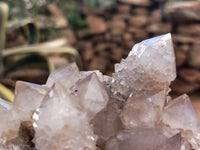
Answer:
(0, 33, 199, 150)
(72, 73, 109, 117)
(152, 133, 182, 150)
(33, 83, 97, 150)
(105, 127, 177, 150)
(163, 94, 200, 134)
(46, 63, 80, 90)
(112, 33, 176, 97)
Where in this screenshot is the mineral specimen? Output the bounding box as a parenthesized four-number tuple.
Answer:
(0, 33, 199, 150)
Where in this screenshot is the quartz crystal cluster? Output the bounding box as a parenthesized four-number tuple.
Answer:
(0, 33, 199, 150)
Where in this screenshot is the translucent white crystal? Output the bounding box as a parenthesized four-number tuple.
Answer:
(72, 73, 109, 117)
(46, 63, 80, 91)
(162, 94, 200, 134)
(13, 81, 47, 119)
(33, 83, 97, 150)
(112, 33, 176, 97)
(162, 94, 200, 149)
(0, 81, 46, 145)
(0, 34, 199, 150)
(121, 95, 161, 129)
(105, 127, 178, 150)
(0, 98, 12, 110)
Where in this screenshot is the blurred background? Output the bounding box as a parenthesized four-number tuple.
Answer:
(0, 0, 200, 116)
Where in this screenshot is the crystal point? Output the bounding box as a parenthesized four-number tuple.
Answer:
(162, 94, 200, 134)
(0, 34, 199, 150)
(72, 73, 109, 116)
(33, 83, 97, 150)
(112, 33, 176, 97)
(152, 133, 182, 150)
(46, 63, 80, 90)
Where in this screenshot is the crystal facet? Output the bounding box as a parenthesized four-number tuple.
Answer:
(112, 33, 176, 97)
(0, 33, 199, 150)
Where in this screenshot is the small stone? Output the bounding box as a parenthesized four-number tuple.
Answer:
(174, 49, 187, 67)
(86, 16, 107, 34)
(122, 33, 132, 41)
(132, 8, 149, 16)
(164, 1, 200, 22)
(148, 10, 162, 23)
(171, 78, 199, 93)
(128, 15, 148, 27)
(173, 34, 200, 45)
(187, 44, 200, 68)
(177, 24, 200, 37)
(117, 4, 131, 13)
(108, 19, 126, 30)
(146, 23, 172, 35)
(178, 69, 200, 83)
(119, 0, 151, 6)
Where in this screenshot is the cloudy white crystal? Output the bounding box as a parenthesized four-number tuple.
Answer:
(0, 33, 199, 150)
(33, 83, 97, 150)
(112, 33, 176, 97)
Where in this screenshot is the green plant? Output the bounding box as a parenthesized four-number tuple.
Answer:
(0, 2, 8, 76)
(0, 2, 83, 102)
(67, 4, 87, 29)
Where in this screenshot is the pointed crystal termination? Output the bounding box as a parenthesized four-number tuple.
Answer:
(13, 81, 47, 118)
(162, 94, 200, 149)
(0, 81, 47, 148)
(112, 33, 176, 97)
(72, 73, 109, 118)
(0, 34, 200, 150)
(33, 83, 97, 150)
(46, 63, 81, 91)
(163, 94, 200, 134)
